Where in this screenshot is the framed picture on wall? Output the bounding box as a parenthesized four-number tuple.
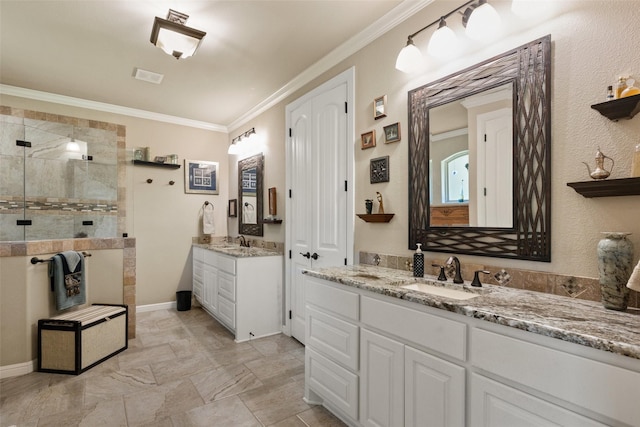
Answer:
(370, 156, 389, 183)
(374, 95, 387, 120)
(361, 130, 376, 149)
(184, 160, 219, 194)
(383, 122, 401, 143)
(228, 199, 237, 217)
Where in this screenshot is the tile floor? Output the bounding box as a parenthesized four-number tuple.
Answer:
(0, 307, 346, 427)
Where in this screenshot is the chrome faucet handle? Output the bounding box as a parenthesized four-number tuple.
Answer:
(471, 270, 490, 287)
(432, 264, 447, 281)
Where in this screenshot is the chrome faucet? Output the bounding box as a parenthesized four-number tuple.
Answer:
(238, 235, 249, 247)
(446, 256, 464, 284)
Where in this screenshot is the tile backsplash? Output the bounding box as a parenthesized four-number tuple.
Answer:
(359, 251, 639, 309)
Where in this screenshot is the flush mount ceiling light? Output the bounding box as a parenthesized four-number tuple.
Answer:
(150, 9, 206, 60)
(395, 0, 502, 73)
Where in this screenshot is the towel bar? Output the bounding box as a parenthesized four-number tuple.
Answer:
(31, 252, 92, 264)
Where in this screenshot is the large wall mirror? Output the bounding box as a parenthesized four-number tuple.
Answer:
(238, 153, 264, 236)
(409, 35, 551, 261)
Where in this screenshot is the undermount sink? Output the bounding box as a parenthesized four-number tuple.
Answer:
(400, 283, 481, 301)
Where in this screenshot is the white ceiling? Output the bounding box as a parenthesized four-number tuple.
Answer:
(0, 0, 426, 131)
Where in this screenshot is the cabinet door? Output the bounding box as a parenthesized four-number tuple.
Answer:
(470, 374, 608, 427)
(218, 270, 236, 302)
(405, 346, 465, 427)
(360, 328, 404, 427)
(202, 264, 218, 315)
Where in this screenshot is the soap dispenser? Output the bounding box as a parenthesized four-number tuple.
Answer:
(413, 243, 424, 277)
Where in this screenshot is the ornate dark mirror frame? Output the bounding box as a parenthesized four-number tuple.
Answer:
(238, 153, 264, 236)
(408, 35, 551, 261)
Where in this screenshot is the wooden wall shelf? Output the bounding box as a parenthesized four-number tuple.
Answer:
(357, 213, 395, 223)
(263, 219, 283, 224)
(591, 94, 640, 121)
(133, 160, 180, 169)
(567, 177, 640, 197)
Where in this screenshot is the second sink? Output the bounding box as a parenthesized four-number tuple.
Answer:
(400, 283, 481, 300)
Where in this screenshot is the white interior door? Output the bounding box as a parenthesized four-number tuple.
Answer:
(286, 69, 353, 344)
(476, 108, 512, 228)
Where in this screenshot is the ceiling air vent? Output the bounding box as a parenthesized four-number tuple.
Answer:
(133, 68, 164, 84)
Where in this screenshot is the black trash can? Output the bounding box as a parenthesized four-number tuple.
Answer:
(176, 290, 192, 311)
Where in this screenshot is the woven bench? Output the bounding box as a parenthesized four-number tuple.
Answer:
(38, 304, 128, 375)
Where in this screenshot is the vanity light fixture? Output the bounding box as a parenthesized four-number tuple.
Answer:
(395, 0, 502, 73)
(228, 127, 257, 154)
(462, 0, 501, 40)
(150, 9, 206, 60)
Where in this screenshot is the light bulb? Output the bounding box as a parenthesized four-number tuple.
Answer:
(427, 18, 458, 59)
(228, 142, 241, 155)
(395, 38, 423, 73)
(465, 0, 501, 41)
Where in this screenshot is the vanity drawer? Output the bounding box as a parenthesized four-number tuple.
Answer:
(306, 306, 359, 371)
(471, 328, 640, 426)
(361, 296, 466, 361)
(193, 246, 205, 262)
(306, 347, 359, 420)
(218, 271, 236, 302)
(217, 254, 236, 275)
(203, 250, 218, 268)
(305, 276, 359, 321)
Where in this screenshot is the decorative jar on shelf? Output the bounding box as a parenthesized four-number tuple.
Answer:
(597, 232, 634, 310)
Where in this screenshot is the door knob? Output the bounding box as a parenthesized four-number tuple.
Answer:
(300, 252, 311, 259)
(311, 252, 319, 260)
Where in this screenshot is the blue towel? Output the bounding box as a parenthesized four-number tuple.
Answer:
(49, 251, 86, 310)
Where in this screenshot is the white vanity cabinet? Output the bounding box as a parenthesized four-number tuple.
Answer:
(304, 273, 640, 427)
(304, 276, 466, 427)
(470, 327, 640, 427)
(360, 296, 466, 427)
(192, 246, 204, 302)
(192, 246, 282, 342)
(304, 276, 360, 421)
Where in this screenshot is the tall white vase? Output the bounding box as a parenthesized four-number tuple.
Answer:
(597, 232, 634, 311)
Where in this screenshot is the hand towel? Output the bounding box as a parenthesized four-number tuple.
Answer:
(203, 203, 215, 234)
(49, 251, 86, 310)
(626, 259, 640, 292)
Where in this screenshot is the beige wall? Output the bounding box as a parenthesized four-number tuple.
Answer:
(0, 95, 230, 305)
(234, 0, 640, 279)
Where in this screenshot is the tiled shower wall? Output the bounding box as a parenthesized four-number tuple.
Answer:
(359, 251, 640, 309)
(0, 106, 126, 240)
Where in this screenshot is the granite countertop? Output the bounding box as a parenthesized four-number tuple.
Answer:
(193, 243, 282, 258)
(303, 264, 640, 360)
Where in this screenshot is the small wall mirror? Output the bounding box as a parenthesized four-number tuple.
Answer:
(409, 35, 551, 261)
(238, 153, 264, 236)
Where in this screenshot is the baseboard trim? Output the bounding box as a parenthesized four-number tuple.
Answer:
(0, 359, 36, 379)
(136, 302, 176, 313)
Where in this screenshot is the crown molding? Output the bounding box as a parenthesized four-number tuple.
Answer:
(0, 84, 228, 133)
(228, 0, 435, 132)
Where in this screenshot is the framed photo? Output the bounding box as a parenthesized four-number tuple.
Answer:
(383, 122, 401, 143)
(370, 156, 389, 183)
(361, 130, 376, 149)
(374, 95, 387, 120)
(228, 199, 237, 217)
(184, 159, 219, 194)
